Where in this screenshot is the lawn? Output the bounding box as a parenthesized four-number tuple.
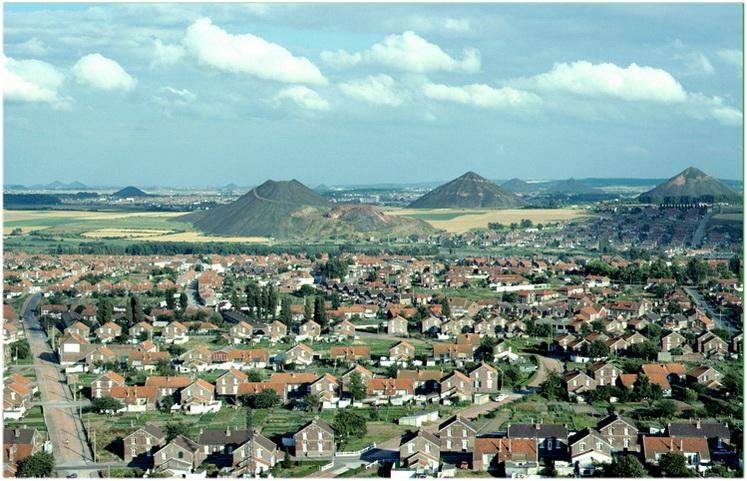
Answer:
(272, 461, 326, 477)
(5, 406, 46, 432)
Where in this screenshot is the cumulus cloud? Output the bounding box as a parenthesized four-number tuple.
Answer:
(3, 56, 70, 108)
(338, 75, 404, 106)
(321, 31, 480, 74)
(182, 17, 326, 85)
(151, 39, 185, 68)
(529, 61, 687, 103)
(71, 53, 136, 91)
(423, 82, 542, 110)
(13, 38, 49, 56)
(276, 86, 330, 111)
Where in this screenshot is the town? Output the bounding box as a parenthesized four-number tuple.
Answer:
(3, 217, 743, 477)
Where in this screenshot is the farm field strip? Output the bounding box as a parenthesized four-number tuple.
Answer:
(384, 208, 588, 233)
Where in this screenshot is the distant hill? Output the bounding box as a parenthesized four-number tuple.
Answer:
(540, 178, 601, 195)
(184, 179, 435, 239)
(501, 178, 539, 194)
(639, 167, 741, 204)
(113, 186, 149, 198)
(409, 171, 523, 209)
(220, 183, 239, 193)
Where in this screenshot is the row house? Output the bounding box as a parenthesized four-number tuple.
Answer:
(293, 418, 335, 458)
(399, 430, 440, 473)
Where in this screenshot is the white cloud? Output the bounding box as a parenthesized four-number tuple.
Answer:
(530, 61, 687, 103)
(13, 38, 49, 56)
(402, 16, 472, 34)
(71, 53, 136, 91)
(321, 31, 480, 74)
(339, 75, 404, 106)
(716, 49, 742, 69)
(276, 86, 330, 111)
(674, 52, 714, 76)
(182, 17, 326, 85)
(685, 93, 742, 127)
(152, 86, 196, 115)
(3, 56, 70, 108)
(422, 82, 542, 111)
(151, 39, 185, 68)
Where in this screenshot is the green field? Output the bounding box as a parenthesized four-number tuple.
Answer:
(405, 211, 482, 221)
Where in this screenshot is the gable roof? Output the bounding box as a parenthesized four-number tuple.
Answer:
(508, 424, 568, 439)
(438, 414, 476, 432)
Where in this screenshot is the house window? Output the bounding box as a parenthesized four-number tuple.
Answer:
(580, 442, 586, 451)
(178, 451, 184, 459)
(408, 443, 414, 454)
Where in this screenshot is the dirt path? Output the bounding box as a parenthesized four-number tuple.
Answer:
(527, 354, 563, 388)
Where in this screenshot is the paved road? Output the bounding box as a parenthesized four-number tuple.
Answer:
(691, 210, 714, 248)
(527, 354, 563, 388)
(684, 286, 737, 334)
(21, 294, 100, 478)
(186, 279, 202, 308)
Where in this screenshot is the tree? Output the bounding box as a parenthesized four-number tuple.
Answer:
(729, 256, 741, 276)
(540, 373, 565, 401)
(159, 395, 175, 413)
(165, 422, 190, 441)
(304, 297, 313, 320)
(332, 409, 367, 446)
(313, 296, 327, 327)
(686, 258, 708, 285)
(247, 370, 262, 382)
(91, 396, 123, 414)
(440, 297, 451, 318)
(127, 295, 144, 325)
(179, 292, 188, 312)
(97, 298, 113, 324)
(706, 462, 736, 478)
(10, 340, 31, 360)
(17, 451, 54, 477)
(302, 393, 321, 412)
(588, 340, 609, 359)
(479, 336, 497, 361)
(604, 455, 647, 477)
(240, 389, 281, 409)
(165, 288, 177, 310)
(658, 452, 695, 477)
(348, 372, 367, 401)
(656, 399, 677, 420)
(280, 297, 293, 324)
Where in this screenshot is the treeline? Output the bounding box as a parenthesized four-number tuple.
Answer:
(4, 194, 62, 205)
(47, 241, 438, 257)
(584, 256, 740, 285)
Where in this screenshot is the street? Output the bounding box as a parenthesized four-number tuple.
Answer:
(684, 286, 738, 334)
(21, 294, 100, 478)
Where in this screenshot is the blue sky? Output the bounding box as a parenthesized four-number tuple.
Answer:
(3, 3, 743, 187)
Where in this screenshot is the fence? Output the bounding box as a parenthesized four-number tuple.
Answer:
(336, 443, 377, 457)
(319, 461, 334, 472)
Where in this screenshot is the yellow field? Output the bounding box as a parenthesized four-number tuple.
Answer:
(386, 208, 588, 233)
(141, 231, 270, 243)
(81, 228, 175, 239)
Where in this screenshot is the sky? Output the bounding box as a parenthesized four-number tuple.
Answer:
(3, 3, 744, 187)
